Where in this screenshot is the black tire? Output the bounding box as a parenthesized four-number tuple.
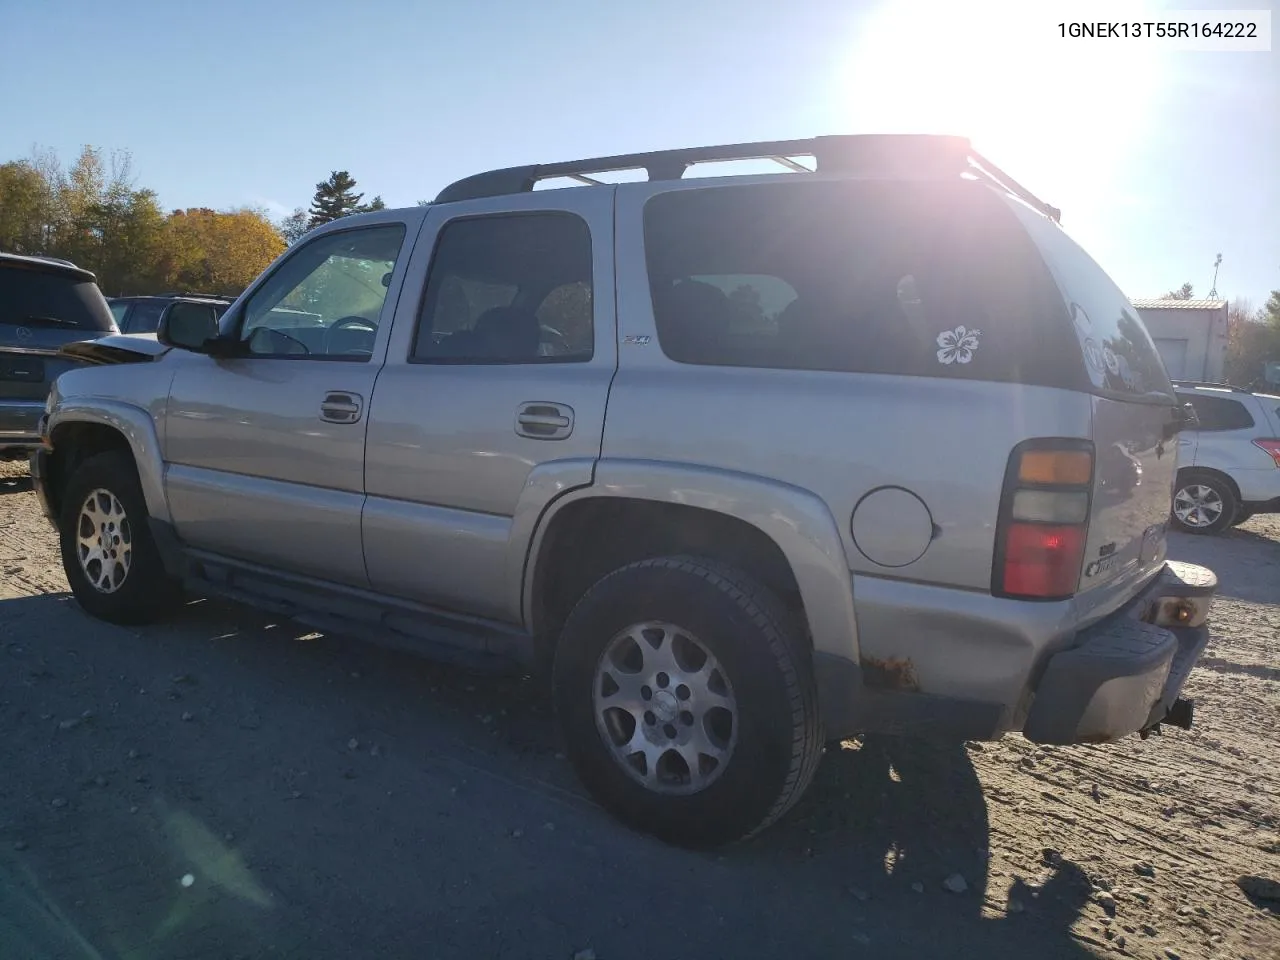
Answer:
(58, 449, 182, 624)
(1170, 471, 1238, 535)
(552, 555, 823, 848)
(1231, 508, 1255, 527)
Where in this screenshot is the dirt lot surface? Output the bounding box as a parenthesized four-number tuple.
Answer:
(1, 459, 1277, 960)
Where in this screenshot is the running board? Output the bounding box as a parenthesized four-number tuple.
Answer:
(184, 551, 531, 675)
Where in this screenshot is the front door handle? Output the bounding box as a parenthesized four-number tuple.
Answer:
(320, 391, 363, 424)
(515, 402, 574, 440)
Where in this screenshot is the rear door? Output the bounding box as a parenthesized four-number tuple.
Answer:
(1007, 204, 1179, 604)
(0, 261, 116, 445)
(362, 189, 614, 623)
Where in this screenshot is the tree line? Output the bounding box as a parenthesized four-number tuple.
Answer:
(0, 146, 387, 297)
(1162, 281, 1280, 388)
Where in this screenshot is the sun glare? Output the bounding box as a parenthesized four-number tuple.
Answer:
(837, 0, 1166, 211)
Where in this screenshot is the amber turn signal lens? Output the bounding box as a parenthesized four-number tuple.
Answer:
(1018, 449, 1092, 486)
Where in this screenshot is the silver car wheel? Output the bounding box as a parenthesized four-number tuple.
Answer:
(1173, 483, 1224, 528)
(592, 621, 738, 796)
(76, 488, 133, 594)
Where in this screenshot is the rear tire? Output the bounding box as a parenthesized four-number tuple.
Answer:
(1170, 471, 1237, 535)
(58, 450, 182, 624)
(1231, 508, 1255, 527)
(552, 555, 823, 848)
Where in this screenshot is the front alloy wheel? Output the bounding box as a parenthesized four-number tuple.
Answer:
(75, 489, 133, 593)
(58, 449, 181, 624)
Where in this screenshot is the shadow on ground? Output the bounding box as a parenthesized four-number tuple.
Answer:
(0, 593, 1101, 960)
(0, 472, 33, 495)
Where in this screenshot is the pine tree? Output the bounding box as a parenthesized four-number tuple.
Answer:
(307, 171, 363, 228)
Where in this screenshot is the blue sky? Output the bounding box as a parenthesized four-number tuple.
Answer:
(1, 0, 1276, 307)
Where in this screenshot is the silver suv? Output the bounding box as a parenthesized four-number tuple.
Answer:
(1170, 381, 1280, 533)
(31, 136, 1217, 846)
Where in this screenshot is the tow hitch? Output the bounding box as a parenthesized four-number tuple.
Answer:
(1139, 697, 1195, 738)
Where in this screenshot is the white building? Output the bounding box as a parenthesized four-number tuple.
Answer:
(1131, 298, 1229, 383)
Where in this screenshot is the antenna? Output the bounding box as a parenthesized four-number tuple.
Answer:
(1208, 253, 1222, 299)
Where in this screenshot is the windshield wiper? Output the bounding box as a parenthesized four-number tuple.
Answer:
(0, 314, 81, 328)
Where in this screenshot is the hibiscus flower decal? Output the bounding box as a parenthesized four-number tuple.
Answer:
(936, 325, 981, 365)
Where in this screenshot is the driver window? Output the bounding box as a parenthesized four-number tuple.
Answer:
(240, 224, 407, 358)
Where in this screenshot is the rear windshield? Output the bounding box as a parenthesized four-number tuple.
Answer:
(1005, 203, 1175, 404)
(0, 265, 116, 332)
(642, 179, 1085, 390)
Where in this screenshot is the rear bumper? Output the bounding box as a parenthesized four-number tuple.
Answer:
(815, 560, 1216, 744)
(1022, 560, 1216, 744)
(0, 399, 45, 452)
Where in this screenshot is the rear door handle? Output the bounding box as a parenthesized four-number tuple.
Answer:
(515, 402, 574, 440)
(320, 391, 363, 424)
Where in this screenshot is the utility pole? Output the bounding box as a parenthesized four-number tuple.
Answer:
(1208, 253, 1222, 299)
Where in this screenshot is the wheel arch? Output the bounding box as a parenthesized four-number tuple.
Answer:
(1175, 465, 1242, 504)
(520, 459, 859, 665)
(46, 400, 169, 524)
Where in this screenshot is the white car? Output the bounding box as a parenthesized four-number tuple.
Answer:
(1172, 381, 1280, 533)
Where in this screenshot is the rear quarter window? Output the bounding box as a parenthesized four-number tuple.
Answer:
(0, 266, 115, 332)
(1178, 393, 1256, 431)
(1005, 204, 1174, 404)
(642, 179, 1084, 389)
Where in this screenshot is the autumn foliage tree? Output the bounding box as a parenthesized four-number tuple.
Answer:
(159, 208, 284, 295)
(0, 145, 284, 296)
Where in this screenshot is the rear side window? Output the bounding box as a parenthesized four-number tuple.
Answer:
(1179, 393, 1256, 431)
(0, 266, 115, 332)
(642, 180, 1081, 389)
(124, 300, 166, 334)
(1007, 204, 1174, 403)
(413, 213, 594, 364)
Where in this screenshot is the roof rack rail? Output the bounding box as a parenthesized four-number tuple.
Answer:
(433, 134, 1063, 222)
(1171, 379, 1251, 393)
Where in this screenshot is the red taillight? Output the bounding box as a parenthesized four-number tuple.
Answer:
(994, 441, 1094, 600)
(1001, 523, 1086, 598)
(1253, 439, 1280, 467)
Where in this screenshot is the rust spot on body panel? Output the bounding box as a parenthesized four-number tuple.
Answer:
(860, 655, 920, 692)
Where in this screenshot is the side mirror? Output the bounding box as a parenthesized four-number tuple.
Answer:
(157, 302, 221, 352)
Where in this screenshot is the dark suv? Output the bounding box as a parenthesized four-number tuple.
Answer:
(108, 293, 233, 335)
(1, 253, 117, 458)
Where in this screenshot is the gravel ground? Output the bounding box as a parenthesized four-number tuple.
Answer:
(1, 459, 1277, 960)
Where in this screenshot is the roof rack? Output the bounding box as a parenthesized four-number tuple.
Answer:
(433, 134, 1062, 222)
(1171, 379, 1251, 393)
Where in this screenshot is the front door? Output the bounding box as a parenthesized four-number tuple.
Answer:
(162, 219, 415, 586)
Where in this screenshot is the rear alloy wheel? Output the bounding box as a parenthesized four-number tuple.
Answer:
(553, 555, 823, 848)
(592, 621, 738, 795)
(59, 450, 182, 623)
(1171, 472, 1238, 535)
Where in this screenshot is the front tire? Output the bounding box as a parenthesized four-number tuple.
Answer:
(552, 556, 823, 848)
(1171, 471, 1238, 535)
(58, 450, 182, 624)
